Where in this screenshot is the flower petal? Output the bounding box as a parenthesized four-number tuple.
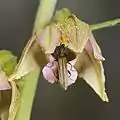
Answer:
(37, 23, 61, 54)
(42, 61, 58, 83)
(74, 53, 84, 72)
(0, 71, 11, 90)
(9, 37, 48, 81)
(78, 51, 108, 102)
(85, 32, 105, 61)
(67, 60, 78, 86)
(58, 14, 90, 53)
(57, 57, 77, 89)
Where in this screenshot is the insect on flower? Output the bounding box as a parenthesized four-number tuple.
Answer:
(36, 8, 108, 102)
(42, 41, 78, 90)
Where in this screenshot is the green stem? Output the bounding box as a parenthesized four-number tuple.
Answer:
(15, 69, 40, 120)
(91, 18, 120, 30)
(14, 0, 58, 120)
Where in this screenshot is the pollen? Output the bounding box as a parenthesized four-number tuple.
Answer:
(60, 34, 69, 45)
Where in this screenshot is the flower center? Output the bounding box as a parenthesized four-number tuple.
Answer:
(60, 34, 69, 45)
(51, 44, 76, 61)
(50, 44, 76, 90)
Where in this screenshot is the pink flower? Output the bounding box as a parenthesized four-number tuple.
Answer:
(0, 50, 17, 91)
(36, 11, 108, 102)
(37, 24, 78, 90)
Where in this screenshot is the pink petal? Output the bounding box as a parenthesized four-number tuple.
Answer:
(42, 61, 58, 83)
(85, 39, 93, 52)
(85, 32, 105, 61)
(67, 59, 78, 86)
(0, 71, 11, 90)
(69, 58, 77, 65)
(43, 56, 78, 87)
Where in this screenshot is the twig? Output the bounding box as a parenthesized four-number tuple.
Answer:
(91, 18, 120, 30)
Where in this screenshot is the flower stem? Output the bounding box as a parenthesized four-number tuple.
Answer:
(91, 18, 120, 31)
(14, 0, 58, 120)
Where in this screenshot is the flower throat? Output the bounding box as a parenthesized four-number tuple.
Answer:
(51, 44, 75, 90)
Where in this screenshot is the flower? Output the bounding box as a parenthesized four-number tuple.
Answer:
(0, 50, 17, 90)
(36, 9, 108, 102)
(0, 50, 18, 120)
(0, 71, 11, 90)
